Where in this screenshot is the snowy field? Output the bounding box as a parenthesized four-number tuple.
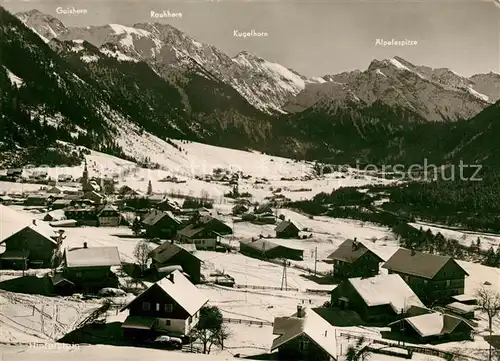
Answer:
(0, 290, 102, 344)
(0, 141, 499, 360)
(411, 221, 500, 251)
(0, 141, 393, 202)
(199, 251, 326, 291)
(1, 204, 500, 358)
(0, 343, 449, 361)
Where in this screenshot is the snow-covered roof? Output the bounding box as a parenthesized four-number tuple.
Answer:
(327, 238, 384, 263)
(348, 274, 424, 313)
(121, 270, 208, 316)
(271, 307, 337, 358)
(0, 215, 59, 246)
(392, 312, 473, 338)
(0, 205, 38, 240)
(65, 246, 121, 268)
(382, 248, 469, 279)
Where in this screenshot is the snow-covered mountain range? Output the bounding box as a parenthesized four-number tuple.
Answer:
(15, 9, 498, 120)
(3, 7, 500, 168)
(285, 57, 497, 121)
(16, 10, 321, 114)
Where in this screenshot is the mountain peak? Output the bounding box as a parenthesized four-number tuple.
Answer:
(233, 50, 262, 61)
(15, 9, 68, 40)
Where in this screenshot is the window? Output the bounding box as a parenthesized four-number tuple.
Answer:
(165, 320, 171, 326)
(156, 303, 160, 311)
(76, 272, 82, 277)
(165, 304, 173, 312)
(189, 316, 193, 324)
(142, 302, 151, 311)
(446, 280, 451, 287)
(299, 339, 309, 351)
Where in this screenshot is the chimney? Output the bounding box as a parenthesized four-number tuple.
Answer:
(324, 330, 328, 337)
(169, 273, 174, 283)
(171, 239, 174, 244)
(297, 304, 304, 318)
(32, 219, 36, 226)
(83, 242, 88, 249)
(411, 248, 416, 256)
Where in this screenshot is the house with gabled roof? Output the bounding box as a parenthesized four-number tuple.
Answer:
(239, 239, 304, 261)
(149, 241, 202, 283)
(24, 194, 52, 207)
(388, 311, 474, 343)
(47, 185, 81, 195)
(382, 248, 469, 305)
(80, 190, 104, 205)
(156, 198, 181, 213)
(198, 215, 232, 235)
(51, 198, 72, 210)
(0, 220, 60, 269)
(255, 203, 272, 214)
(327, 238, 384, 278)
(96, 204, 120, 227)
(120, 270, 209, 340)
(275, 220, 300, 239)
(62, 243, 121, 292)
(330, 274, 425, 323)
(142, 210, 181, 239)
(177, 224, 221, 250)
(271, 305, 337, 361)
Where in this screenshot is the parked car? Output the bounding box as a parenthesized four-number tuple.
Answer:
(147, 335, 183, 349)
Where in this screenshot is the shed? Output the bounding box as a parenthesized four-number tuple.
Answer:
(274, 220, 300, 238)
(239, 239, 303, 260)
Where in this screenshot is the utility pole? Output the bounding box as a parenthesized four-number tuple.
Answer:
(281, 259, 288, 291)
(314, 247, 318, 276)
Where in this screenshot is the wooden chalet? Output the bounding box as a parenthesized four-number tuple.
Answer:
(51, 199, 72, 210)
(330, 274, 425, 323)
(149, 241, 202, 283)
(61, 243, 121, 292)
(190, 215, 232, 235)
(382, 248, 469, 305)
(271, 305, 337, 361)
(80, 191, 104, 205)
(177, 224, 221, 250)
(389, 312, 474, 343)
(43, 210, 65, 222)
(24, 194, 52, 206)
(118, 185, 140, 197)
(232, 204, 249, 215)
(156, 198, 181, 213)
(120, 270, 208, 340)
(275, 220, 300, 239)
(96, 204, 121, 227)
(6, 169, 23, 178)
(239, 239, 304, 260)
(64, 206, 99, 226)
(326, 238, 383, 278)
(255, 203, 272, 214)
(47, 185, 81, 195)
(0, 221, 60, 269)
(142, 210, 181, 239)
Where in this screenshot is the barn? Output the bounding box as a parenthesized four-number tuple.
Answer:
(239, 239, 303, 260)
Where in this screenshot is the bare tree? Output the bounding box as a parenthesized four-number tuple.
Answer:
(134, 240, 152, 274)
(476, 286, 500, 361)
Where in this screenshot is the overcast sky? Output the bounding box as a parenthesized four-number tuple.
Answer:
(2, 0, 499, 77)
